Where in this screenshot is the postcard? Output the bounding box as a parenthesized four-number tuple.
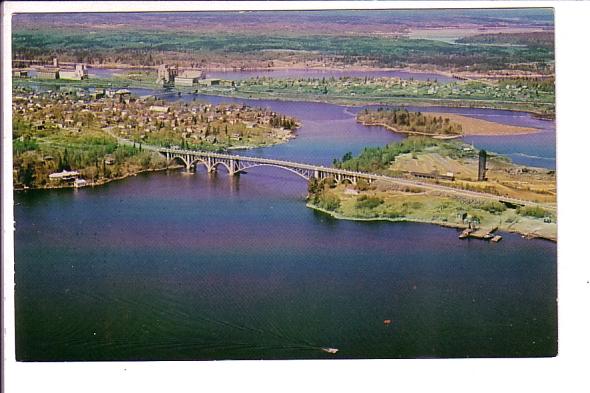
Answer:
(3, 1, 584, 392)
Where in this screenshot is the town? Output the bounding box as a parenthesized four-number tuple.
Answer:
(12, 57, 555, 118)
(12, 85, 298, 189)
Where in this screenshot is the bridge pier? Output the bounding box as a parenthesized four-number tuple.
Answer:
(185, 155, 191, 171)
(227, 159, 240, 176)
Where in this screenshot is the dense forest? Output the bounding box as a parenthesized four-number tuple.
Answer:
(12, 29, 554, 72)
(357, 108, 463, 136)
(456, 31, 554, 50)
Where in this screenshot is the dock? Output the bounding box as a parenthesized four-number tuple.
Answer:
(459, 226, 500, 241)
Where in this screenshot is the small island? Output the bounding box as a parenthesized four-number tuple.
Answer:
(357, 108, 538, 138)
(357, 108, 464, 138)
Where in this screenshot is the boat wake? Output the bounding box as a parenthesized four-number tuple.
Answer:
(509, 152, 555, 161)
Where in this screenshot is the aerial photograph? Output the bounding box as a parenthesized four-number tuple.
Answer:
(10, 7, 556, 361)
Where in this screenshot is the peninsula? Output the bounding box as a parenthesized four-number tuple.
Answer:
(311, 137, 556, 241)
(12, 86, 298, 190)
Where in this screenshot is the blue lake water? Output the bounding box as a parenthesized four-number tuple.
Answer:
(14, 75, 557, 361)
(150, 91, 556, 169)
(15, 169, 557, 361)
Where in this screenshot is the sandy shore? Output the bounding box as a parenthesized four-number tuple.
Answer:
(358, 111, 538, 138)
(358, 120, 462, 139)
(426, 112, 539, 136)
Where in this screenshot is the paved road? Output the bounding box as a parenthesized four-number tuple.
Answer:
(106, 129, 555, 212)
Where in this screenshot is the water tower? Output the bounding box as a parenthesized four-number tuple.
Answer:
(478, 149, 487, 181)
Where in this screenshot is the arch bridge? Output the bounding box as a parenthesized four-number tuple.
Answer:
(157, 147, 554, 212)
(160, 148, 368, 185)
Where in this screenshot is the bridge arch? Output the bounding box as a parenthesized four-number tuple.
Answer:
(234, 163, 310, 181)
(212, 161, 233, 174)
(188, 158, 211, 172)
(168, 155, 188, 168)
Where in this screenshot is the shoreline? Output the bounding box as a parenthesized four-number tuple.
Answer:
(306, 203, 557, 243)
(82, 62, 553, 80)
(197, 88, 555, 119)
(425, 112, 539, 136)
(14, 76, 555, 119)
(14, 128, 298, 192)
(14, 166, 180, 192)
(357, 120, 462, 139)
(357, 114, 540, 138)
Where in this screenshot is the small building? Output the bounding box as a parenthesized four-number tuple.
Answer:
(175, 69, 204, 87)
(60, 64, 88, 80)
(149, 105, 170, 113)
(156, 64, 178, 86)
(12, 69, 28, 78)
(114, 89, 131, 103)
(36, 68, 60, 79)
(74, 178, 88, 188)
(91, 89, 105, 100)
(175, 76, 200, 87)
(198, 78, 221, 87)
(49, 170, 80, 181)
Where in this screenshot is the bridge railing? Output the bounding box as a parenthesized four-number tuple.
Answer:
(159, 147, 554, 210)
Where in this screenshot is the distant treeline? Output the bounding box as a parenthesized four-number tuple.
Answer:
(357, 108, 463, 136)
(456, 31, 554, 50)
(12, 29, 554, 72)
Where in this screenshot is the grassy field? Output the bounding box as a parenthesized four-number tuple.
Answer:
(309, 138, 556, 240)
(309, 183, 556, 241)
(389, 151, 556, 203)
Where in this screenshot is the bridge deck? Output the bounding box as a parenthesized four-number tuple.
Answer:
(159, 147, 554, 211)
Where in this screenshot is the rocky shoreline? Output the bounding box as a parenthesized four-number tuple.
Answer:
(306, 203, 557, 243)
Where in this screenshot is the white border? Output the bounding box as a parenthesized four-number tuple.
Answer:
(2, 2, 589, 392)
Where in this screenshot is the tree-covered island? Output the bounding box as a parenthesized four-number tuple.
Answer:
(356, 108, 464, 137)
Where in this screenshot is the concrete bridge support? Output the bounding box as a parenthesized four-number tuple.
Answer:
(185, 155, 191, 171)
(207, 157, 215, 173)
(228, 159, 239, 176)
